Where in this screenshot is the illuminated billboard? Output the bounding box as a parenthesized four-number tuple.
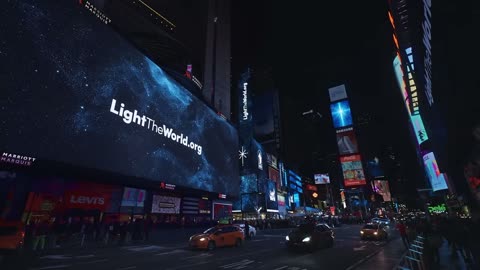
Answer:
(423, 152, 448, 192)
(336, 127, 359, 155)
(265, 180, 278, 211)
(152, 195, 181, 214)
(330, 100, 353, 128)
(340, 155, 366, 187)
(0, 0, 239, 196)
(410, 115, 429, 145)
(314, 174, 330, 184)
(372, 180, 392, 202)
(328, 84, 348, 102)
(393, 54, 411, 115)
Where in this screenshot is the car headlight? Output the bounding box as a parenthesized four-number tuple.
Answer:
(302, 237, 311, 242)
(374, 232, 378, 235)
(199, 237, 207, 241)
(360, 231, 364, 234)
(285, 235, 290, 241)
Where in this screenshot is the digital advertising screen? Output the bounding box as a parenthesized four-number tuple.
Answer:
(265, 180, 278, 210)
(340, 155, 366, 187)
(336, 127, 359, 155)
(411, 115, 429, 145)
(367, 158, 385, 178)
(372, 180, 392, 202)
(314, 174, 330, 184)
(213, 202, 232, 222)
(0, 0, 239, 196)
(240, 174, 257, 194)
(121, 187, 146, 207)
(268, 166, 281, 190)
(423, 152, 448, 192)
(393, 55, 411, 115)
(330, 100, 353, 128)
(241, 193, 265, 213)
(328, 84, 348, 102)
(151, 195, 181, 214)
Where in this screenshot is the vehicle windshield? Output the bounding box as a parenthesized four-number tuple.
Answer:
(363, 225, 378, 230)
(203, 227, 218, 234)
(297, 223, 315, 232)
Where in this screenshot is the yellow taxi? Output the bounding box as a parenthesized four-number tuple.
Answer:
(360, 223, 388, 240)
(189, 225, 244, 250)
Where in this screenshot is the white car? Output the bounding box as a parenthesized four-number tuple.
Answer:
(236, 224, 257, 238)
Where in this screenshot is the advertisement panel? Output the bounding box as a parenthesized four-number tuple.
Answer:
(423, 152, 448, 192)
(393, 54, 411, 115)
(330, 100, 353, 128)
(306, 184, 318, 192)
(213, 202, 232, 222)
(372, 180, 392, 202)
(265, 180, 278, 211)
(268, 166, 281, 190)
(336, 127, 359, 155)
(410, 115, 429, 145)
(0, 0, 239, 196)
(328, 84, 348, 102)
(340, 155, 366, 187)
(121, 187, 146, 207)
(314, 174, 330, 184)
(240, 174, 257, 194)
(151, 195, 181, 214)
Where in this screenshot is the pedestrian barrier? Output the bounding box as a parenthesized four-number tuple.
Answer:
(396, 235, 426, 270)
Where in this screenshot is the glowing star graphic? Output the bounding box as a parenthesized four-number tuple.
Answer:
(330, 100, 353, 128)
(239, 146, 248, 166)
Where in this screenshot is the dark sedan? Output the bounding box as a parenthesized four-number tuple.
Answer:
(285, 223, 334, 251)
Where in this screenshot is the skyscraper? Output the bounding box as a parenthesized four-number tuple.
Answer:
(203, 0, 232, 119)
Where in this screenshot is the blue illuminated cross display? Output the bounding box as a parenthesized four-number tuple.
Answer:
(330, 100, 353, 128)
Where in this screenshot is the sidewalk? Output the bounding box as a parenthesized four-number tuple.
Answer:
(352, 236, 477, 270)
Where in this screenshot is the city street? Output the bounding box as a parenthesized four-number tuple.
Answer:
(1, 225, 399, 270)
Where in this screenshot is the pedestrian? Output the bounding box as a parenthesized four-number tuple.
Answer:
(244, 220, 250, 240)
(33, 219, 49, 253)
(396, 221, 409, 248)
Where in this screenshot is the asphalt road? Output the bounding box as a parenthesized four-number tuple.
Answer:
(1, 224, 399, 270)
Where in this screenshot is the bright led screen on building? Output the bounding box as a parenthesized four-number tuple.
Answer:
(340, 155, 366, 187)
(336, 128, 359, 155)
(423, 152, 448, 192)
(411, 115, 429, 145)
(330, 100, 353, 128)
(0, 0, 239, 196)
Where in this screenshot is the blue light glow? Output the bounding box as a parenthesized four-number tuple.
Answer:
(330, 100, 353, 128)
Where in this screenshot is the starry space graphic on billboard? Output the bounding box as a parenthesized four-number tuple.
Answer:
(0, 0, 239, 196)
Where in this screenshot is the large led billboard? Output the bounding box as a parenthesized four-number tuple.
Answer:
(314, 174, 330, 184)
(340, 155, 366, 187)
(336, 127, 359, 155)
(372, 180, 392, 202)
(330, 100, 353, 128)
(0, 0, 239, 196)
(265, 180, 278, 211)
(240, 174, 257, 194)
(393, 54, 411, 115)
(411, 115, 429, 145)
(152, 195, 181, 214)
(328, 84, 348, 102)
(423, 152, 448, 192)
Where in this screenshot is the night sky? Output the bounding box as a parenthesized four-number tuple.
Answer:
(231, 0, 424, 201)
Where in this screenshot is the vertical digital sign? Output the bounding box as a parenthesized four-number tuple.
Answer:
(330, 100, 353, 128)
(340, 155, 366, 187)
(423, 152, 448, 192)
(411, 115, 429, 145)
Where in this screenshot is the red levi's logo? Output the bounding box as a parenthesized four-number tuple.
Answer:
(69, 195, 105, 205)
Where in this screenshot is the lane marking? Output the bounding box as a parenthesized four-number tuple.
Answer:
(75, 254, 95, 259)
(220, 259, 254, 269)
(155, 249, 186, 256)
(184, 253, 213, 259)
(30, 265, 71, 270)
(124, 245, 167, 252)
(39, 255, 72, 260)
(79, 259, 108, 264)
(345, 248, 383, 270)
(273, 267, 288, 270)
